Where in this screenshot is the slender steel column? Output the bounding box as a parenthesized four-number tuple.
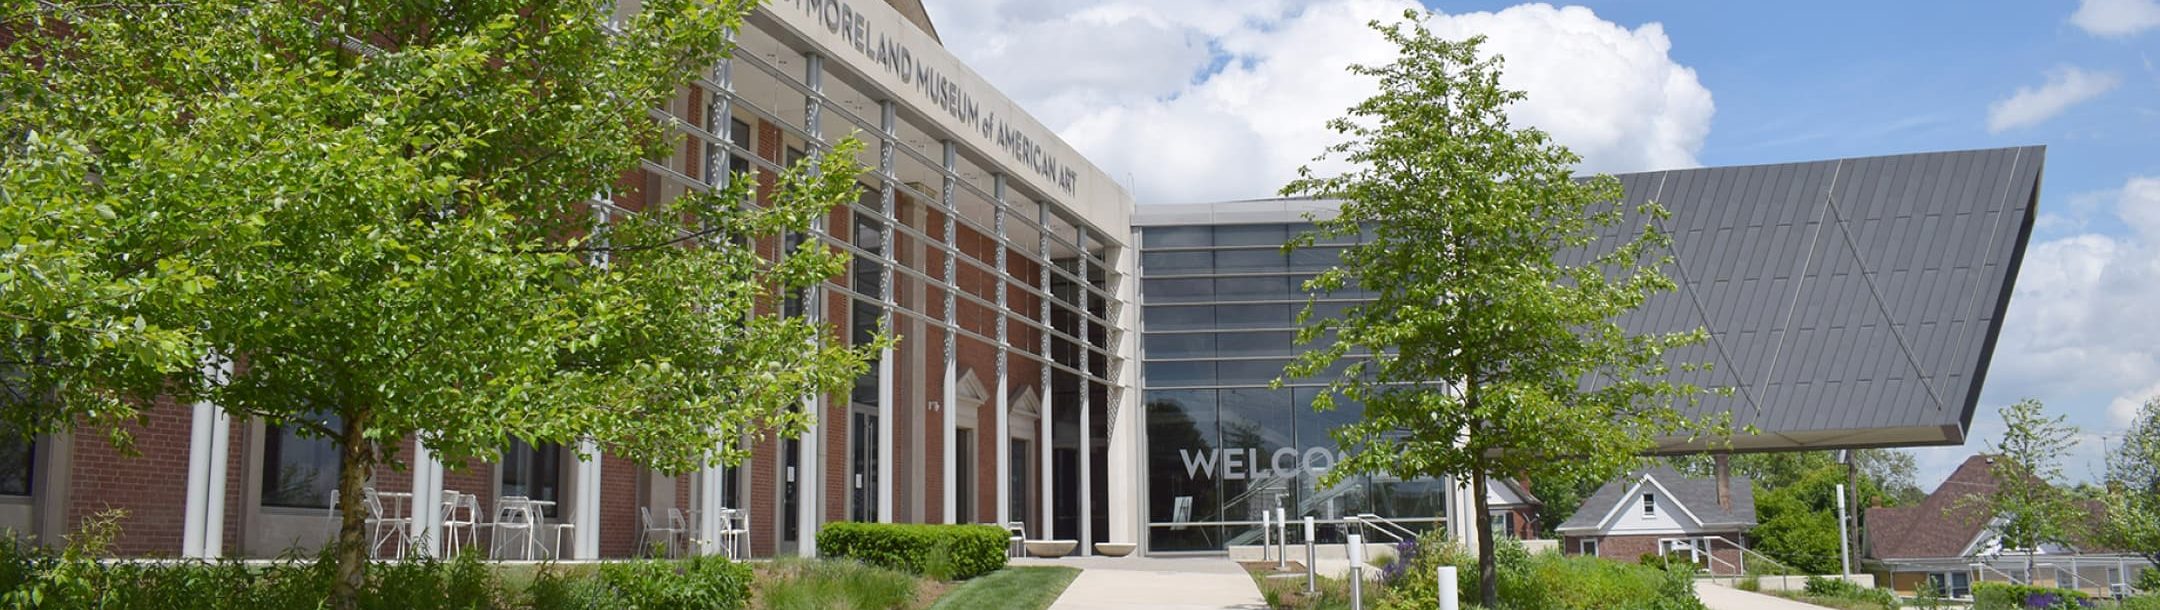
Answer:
(875, 100, 897, 523)
(940, 141, 959, 524)
(796, 51, 826, 556)
(1038, 205, 1053, 541)
(993, 174, 1011, 533)
(697, 44, 735, 554)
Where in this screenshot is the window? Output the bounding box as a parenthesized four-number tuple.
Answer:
(1579, 538, 1598, 556)
(0, 428, 31, 497)
(955, 428, 976, 524)
(501, 439, 564, 519)
(1010, 438, 1030, 529)
(1926, 571, 1971, 599)
(1642, 493, 1656, 518)
(726, 118, 752, 190)
(262, 412, 343, 508)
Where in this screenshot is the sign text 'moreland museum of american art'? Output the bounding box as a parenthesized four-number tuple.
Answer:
(776, 0, 1081, 196)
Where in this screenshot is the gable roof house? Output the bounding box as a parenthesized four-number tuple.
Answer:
(1867, 455, 2137, 600)
(1556, 467, 1757, 575)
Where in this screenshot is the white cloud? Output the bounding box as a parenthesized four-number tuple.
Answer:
(922, 1, 1714, 203)
(1986, 67, 2121, 133)
(2110, 380, 2160, 429)
(2071, 0, 2160, 38)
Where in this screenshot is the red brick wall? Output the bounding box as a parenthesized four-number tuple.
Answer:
(600, 454, 639, 557)
(68, 398, 192, 556)
(1565, 533, 1749, 575)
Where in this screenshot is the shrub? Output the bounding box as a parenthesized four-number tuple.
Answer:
(1972, 581, 2093, 610)
(593, 555, 752, 610)
(1375, 532, 1703, 610)
(1798, 575, 1897, 609)
(757, 557, 917, 610)
(1736, 575, 1761, 592)
(2140, 567, 2160, 594)
(815, 522, 1008, 580)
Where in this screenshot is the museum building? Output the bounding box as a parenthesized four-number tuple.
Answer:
(0, 0, 2038, 559)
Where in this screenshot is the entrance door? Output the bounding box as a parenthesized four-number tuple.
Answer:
(955, 428, 976, 524)
(779, 413, 801, 554)
(851, 411, 880, 522)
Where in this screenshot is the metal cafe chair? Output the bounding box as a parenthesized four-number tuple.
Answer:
(490, 496, 536, 560)
(440, 491, 482, 557)
(362, 488, 410, 560)
(1005, 522, 1027, 558)
(637, 506, 683, 558)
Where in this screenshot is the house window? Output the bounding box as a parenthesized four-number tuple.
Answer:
(501, 439, 564, 519)
(262, 412, 343, 508)
(1926, 571, 1971, 599)
(1579, 539, 1598, 557)
(1642, 493, 1656, 518)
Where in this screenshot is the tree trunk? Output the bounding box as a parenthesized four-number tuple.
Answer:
(1473, 464, 1498, 608)
(331, 411, 374, 610)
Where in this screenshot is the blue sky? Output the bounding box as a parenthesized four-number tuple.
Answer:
(923, 0, 2160, 489)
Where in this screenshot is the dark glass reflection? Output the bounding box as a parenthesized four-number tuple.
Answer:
(1146, 390, 1220, 551)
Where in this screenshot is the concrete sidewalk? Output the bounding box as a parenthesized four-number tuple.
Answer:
(1694, 581, 1836, 610)
(1013, 556, 1268, 610)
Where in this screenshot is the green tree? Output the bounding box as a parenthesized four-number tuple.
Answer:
(1964, 399, 2084, 580)
(1, 0, 879, 606)
(2104, 395, 2160, 570)
(1277, 12, 1715, 606)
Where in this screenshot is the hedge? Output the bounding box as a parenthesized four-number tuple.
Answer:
(0, 533, 752, 610)
(814, 522, 1009, 580)
(1972, 581, 2093, 610)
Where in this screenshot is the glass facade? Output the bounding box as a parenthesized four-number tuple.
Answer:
(1138, 222, 1443, 551)
(261, 412, 343, 509)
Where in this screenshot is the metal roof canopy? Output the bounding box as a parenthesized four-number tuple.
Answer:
(1619, 146, 2040, 453)
(1139, 146, 2044, 454)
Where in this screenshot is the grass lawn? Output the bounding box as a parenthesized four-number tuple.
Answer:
(928, 566, 1082, 610)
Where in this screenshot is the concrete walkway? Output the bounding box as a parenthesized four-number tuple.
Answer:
(1694, 581, 1836, 610)
(1013, 556, 1268, 610)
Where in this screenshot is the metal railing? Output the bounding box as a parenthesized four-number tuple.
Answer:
(1350, 513, 1419, 544)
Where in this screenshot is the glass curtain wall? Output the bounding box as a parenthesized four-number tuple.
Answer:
(1140, 222, 1441, 551)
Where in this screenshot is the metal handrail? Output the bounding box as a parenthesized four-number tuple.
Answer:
(1351, 513, 1419, 544)
(1974, 561, 2026, 585)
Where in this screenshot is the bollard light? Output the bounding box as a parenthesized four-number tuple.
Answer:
(1304, 516, 1317, 594)
(1276, 508, 1288, 570)
(1348, 533, 1365, 610)
(1438, 565, 1458, 610)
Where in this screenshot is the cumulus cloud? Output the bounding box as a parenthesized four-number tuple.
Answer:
(2071, 0, 2160, 38)
(921, 1, 1714, 203)
(1986, 67, 2120, 133)
(1977, 175, 2160, 451)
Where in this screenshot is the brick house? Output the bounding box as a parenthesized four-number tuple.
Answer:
(1867, 455, 2140, 600)
(1556, 467, 1755, 575)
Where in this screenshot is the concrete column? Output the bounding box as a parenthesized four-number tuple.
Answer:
(571, 438, 601, 559)
(1077, 227, 1094, 554)
(1109, 238, 1142, 547)
(409, 443, 444, 558)
(698, 41, 735, 555)
(181, 359, 232, 558)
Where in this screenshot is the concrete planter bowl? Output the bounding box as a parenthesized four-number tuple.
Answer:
(1024, 540, 1078, 558)
(1092, 542, 1136, 557)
